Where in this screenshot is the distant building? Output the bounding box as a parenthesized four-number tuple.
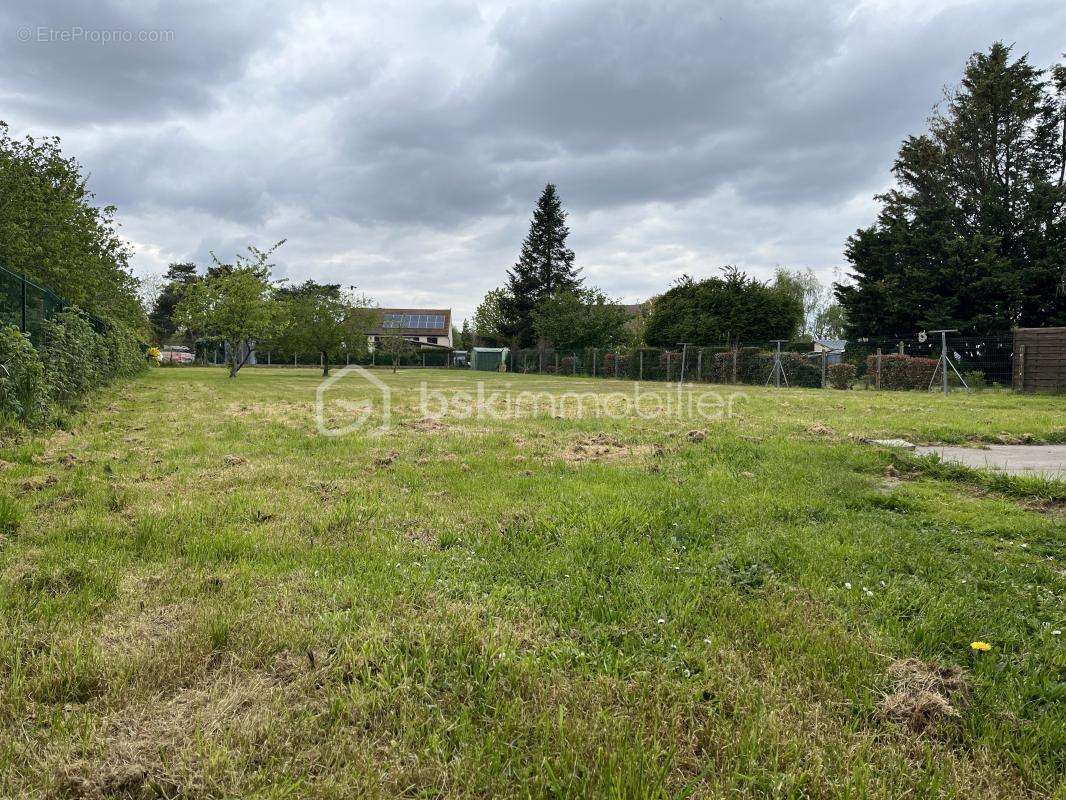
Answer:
(812, 338, 847, 364)
(367, 308, 453, 350)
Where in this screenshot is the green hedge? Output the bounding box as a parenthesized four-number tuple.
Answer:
(865, 354, 938, 390)
(710, 348, 822, 387)
(827, 363, 856, 389)
(0, 307, 147, 428)
(0, 326, 48, 426)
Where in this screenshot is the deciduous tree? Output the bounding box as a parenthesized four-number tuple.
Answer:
(175, 242, 284, 378)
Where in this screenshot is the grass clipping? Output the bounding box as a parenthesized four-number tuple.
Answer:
(879, 658, 968, 732)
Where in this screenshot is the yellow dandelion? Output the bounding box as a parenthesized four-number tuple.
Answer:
(970, 641, 992, 652)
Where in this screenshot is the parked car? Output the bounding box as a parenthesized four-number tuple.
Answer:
(158, 344, 195, 365)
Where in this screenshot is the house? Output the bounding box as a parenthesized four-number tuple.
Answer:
(367, 308, 452, 350)
(812, 338, 847, 365)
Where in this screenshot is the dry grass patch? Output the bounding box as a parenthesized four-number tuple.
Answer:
(557, 433, 665, 465)
(878, 657, 968, 732)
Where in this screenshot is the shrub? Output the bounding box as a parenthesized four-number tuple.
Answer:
(103, 320, 148, 379)
(827, 363, 856, 389)
(708, 348, 821, 387)
(41, 309, 104, 410)
(866, 354, 939, 390)
(0, 306, 146, 428)
(0, 326, 48, 426)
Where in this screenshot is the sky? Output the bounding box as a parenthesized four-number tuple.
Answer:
(3, 1, 1064, 323)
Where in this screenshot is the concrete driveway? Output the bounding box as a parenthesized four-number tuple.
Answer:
(913, 444, 1066, 479)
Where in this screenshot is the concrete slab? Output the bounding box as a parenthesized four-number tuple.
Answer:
(913, 444, 1066, 479)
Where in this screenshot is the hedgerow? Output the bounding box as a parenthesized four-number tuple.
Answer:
(865, 354, 939, 390)
(0, 326, 48, 426)
(827, 362, 856, 389)
(0, 306, 147, 429)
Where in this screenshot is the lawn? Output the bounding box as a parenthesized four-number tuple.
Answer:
(0, 366, 1063, 798)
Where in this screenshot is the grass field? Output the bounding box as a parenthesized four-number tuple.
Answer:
(0, 366, 1063, 798)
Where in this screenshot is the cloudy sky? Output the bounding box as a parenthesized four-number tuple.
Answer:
(3, 1, 1063, 322)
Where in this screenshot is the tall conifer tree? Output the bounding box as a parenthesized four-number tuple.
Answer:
(501, 184, 582, 345)
(836, 43, 1066, 336)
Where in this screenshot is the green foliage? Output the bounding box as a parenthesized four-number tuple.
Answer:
(0, 305, 145, 428)
(502, 184, 583, 345)
(458, 319, 473, 350)
(837, 44, 1066, 336)
(0, 122, 146, 333)
(0, 326, 47, 426)
(709, 347, 822, 387)
(40, 308, 105, 410)
(148, 262, 199, 342)
(276, 281, 376, 376)
(175, 243, 285, 378)
(532, 288, 631, 350)
(376, 334, 414, 372)
(866, 354, 939, 390)
(472, 288, 510, 345)
(827, 362, 856, 389)
(103, 319, 149, 379)
(645, 268, 804, 346)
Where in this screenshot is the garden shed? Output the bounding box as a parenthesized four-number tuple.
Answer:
(471, 347, 508, 371)
(1013, 327, 1066, 392)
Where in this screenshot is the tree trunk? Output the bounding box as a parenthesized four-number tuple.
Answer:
(321, 351, 330, 377)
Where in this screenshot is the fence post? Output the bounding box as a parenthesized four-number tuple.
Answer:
(875, 348, 882, 390)
(1014, 344, 1026, 391)
(539, 349, 543, 373)
(666, 351, 672, 382)
(731, 348, 738, 384)
(696, 348, 703, 382)
(592, 348, 597, 377)
(821, 350, 827, 388)
(20, 274, 26, 334)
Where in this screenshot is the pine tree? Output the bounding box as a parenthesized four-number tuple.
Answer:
(501, 184, 582, 346)
(836, 43, 1066, 336)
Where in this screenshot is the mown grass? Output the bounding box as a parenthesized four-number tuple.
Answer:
(0, 366, 1062, 798)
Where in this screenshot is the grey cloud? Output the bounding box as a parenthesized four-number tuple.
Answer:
(3, 0, 1063, 322)
(0, 0, 293, 124)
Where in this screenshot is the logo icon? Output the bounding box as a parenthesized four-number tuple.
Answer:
(315, 365, 391, 436)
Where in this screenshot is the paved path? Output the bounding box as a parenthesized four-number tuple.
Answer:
(913, 444, 1066, 479)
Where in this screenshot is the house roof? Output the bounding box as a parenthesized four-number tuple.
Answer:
(813, 338, 847, 351)
(367, 308, 451, 336)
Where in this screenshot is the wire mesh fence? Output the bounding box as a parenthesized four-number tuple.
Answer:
(0, 263, 73, 345)
(501, 335, 1018, 393)
(0, 263, 107, 345)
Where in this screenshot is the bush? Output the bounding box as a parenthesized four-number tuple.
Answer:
(41, 309, 104, 410)
(0, 326, 48, 426)
(865, 354, 939, 390)
(0, 306, 147, 428)
(827, 362, 856, 389)
(708, 348, 821, 387)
